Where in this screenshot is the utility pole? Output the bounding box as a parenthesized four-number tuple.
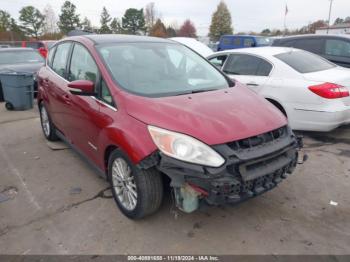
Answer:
(327, 0, 334, 34)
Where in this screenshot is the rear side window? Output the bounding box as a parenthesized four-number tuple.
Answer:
(52, 42, 71, 78)
(275, 50, 335, 73)
(275, 40, 295, 47)
(294, 39, 323, 54)
(233, 38, 241, 46)
(325, 39, 350, 57)
(223, 54, 272, 76)
(68, 44, 98, 84)
(244, 38, 254, 47)
(222, 37, 231, 45)
(208, 55, 228, 68)
(47, 46, 56, 67)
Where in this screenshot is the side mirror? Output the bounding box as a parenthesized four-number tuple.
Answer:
(68, 80, 96, 96)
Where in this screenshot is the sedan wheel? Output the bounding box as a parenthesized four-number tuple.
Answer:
(39, 103, 59, 141)
(111, 158, 138, 211)
(108, 149, 163, 219)
(41, 106, 51, 137)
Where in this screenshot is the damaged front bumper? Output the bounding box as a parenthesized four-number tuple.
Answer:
(140, 125, 302, 212)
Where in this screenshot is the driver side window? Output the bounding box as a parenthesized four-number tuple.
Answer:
(68, 44, 99, 85)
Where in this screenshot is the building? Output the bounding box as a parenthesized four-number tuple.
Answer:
(316, 23, 350, 35)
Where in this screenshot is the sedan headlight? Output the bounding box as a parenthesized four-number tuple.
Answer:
(148, 125, 225, 167)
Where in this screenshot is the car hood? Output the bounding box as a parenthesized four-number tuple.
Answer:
(124, 83, 287, 145)
(0, 63, 44, 74)
(303, 67, 350, 87)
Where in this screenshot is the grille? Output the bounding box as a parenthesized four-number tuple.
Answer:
(227, 126, 287, 151)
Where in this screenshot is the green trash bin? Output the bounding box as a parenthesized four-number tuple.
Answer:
(0, 72, 34, 111)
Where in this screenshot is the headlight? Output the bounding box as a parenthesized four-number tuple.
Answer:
(148, 125, 225, 167)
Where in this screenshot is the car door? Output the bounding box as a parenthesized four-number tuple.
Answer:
(324, 38, 350, 68)
(222, 53, 272, 93)
(46, 41, 72, 135)
(66, 42, 102, 163)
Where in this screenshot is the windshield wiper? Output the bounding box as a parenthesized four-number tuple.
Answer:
(175, 88, 219, 96)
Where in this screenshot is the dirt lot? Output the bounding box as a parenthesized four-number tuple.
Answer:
(0, 103, 349, 255)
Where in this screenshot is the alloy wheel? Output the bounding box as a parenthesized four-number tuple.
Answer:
(111, 158, 138, 211)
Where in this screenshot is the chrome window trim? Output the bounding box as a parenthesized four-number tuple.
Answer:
(91, 96, 118, 112)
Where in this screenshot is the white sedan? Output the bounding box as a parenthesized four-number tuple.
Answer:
(207, 47, 350, 132)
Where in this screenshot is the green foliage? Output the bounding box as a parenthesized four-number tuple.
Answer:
(19, 6, 45, 39)
(209, 1, 233, 42)
(100, 7, 112, 34)
(111, 18, 123, 34)
(81, 17, 92, 32)
(166, 26, 177, 37)
(0, 10, 11, 32)
(122, 8, 146, 35)
(58, 1, 81, 35)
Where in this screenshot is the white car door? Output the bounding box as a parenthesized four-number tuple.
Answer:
(222, 53, 273, 93)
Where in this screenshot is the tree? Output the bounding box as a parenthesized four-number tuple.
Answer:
(144, 2, 157, 34)
(122, 8, 146, 35)
(81, 17, 93, 32)
(42, 4, 58, 34)
(111, 18, 123, 34)
(100, 7, 112, 34)
(0, 10, 11, 32)
(261, 28, 271, 35)
(178, 19, 197, 38)
(309, 20, 327, 33)
(149, 18, 167, 37)
(333, 17, 344, 25)
(166, 26, 177, 37)
(19, 6, 45, 39)
(58, 1, 80, 34)
(209, 1, 233, 42)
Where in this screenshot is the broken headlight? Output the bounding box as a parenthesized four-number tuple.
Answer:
(148, 125, 225, 167)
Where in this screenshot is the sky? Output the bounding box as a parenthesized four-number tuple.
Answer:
(1, 0, 350, 36)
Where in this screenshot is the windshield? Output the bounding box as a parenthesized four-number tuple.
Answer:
(256, 37, 272, 46)
(275, 50, 335, 73)
(97, 42, 229, 97)
(0, 50, 44, 65)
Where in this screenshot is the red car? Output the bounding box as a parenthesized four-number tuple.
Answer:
(37, 35, 301, 219)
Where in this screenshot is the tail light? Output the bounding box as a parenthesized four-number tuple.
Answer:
(38, 47, 48, 58)
(308, 83, 349, 99)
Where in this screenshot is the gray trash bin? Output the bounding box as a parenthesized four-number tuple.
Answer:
(0, 72, 34, 111)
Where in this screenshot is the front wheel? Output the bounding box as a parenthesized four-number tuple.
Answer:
(108, 149, 163, 219)
(39, 102, 59, 141)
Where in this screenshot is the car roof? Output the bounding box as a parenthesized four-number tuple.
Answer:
(210, 46, 295, 58)
(0, 47, 36, 52)
(221, 35, 265, 38)
(276, 34, 350, 41)
(83, 34, 174, 44)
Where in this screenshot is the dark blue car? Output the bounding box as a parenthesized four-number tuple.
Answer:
(217, 35, 273, 51)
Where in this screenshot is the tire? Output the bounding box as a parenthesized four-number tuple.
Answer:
(5, 102, 14, 111)
(0, 82, 4, 102)
(39, 102, 59, 141)
(108, 149, 163, 219)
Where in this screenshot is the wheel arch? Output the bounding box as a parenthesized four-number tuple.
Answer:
(265, 97, 287, 117)
(104, 145, 119, 173)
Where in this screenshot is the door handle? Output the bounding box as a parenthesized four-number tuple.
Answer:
(246, 82, 259, 86)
